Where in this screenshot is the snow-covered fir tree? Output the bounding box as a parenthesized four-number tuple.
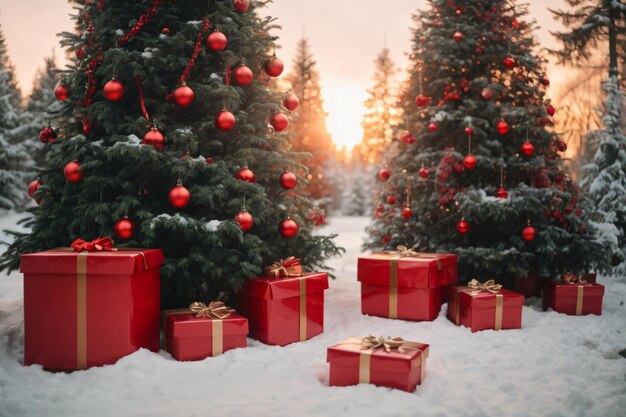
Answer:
(341, 147, 373, 216)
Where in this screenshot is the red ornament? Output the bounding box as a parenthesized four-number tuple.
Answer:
(216, 110, 236, 131)
(541, 77, 550, 86)
(456, 218, 470, 234)
(463, 154, 477, 169)
(522, 225, 536, 241)
(234, 210, 254, 232)
(496, 120, 509, 135)
(279, 218, 299, 238)
(521, 140, 535, 156)
(173, 84, 195, 107)
(481, 87, 494, 101)
(82, 118, 92, 135)
(168, 182, 191, 209)
(415, 95, 430, 107)
(503, 56, 516, 68)
(235, 166, 256, 183)
(38, 127, 56, 143)
(495, 186, 508, 199)
(401, 130, 415, 143)
(465, 127, 474, 135)
(114, 217, 136, 240)
(270, 112, 289, 132)
(28, 179, 41, 199)
(546, 105, 555, 116)
(206, 157, 214, 164)
(428, 123, 438, 132)
(374, 204, 385, 218)
(233, 0, 250, 13)
(556, 140, 567, 152)
(234, 65, 253, 87)
(283, 93, 300, 111)
(402, 207, 413, 219)
(161, 27, 170, 35)
(54, 83, 70, 101)
(103, 79, 125, 101)
(75, 45, 86, 60)
(64, 161, 83, 183)
(207, 30, 228, 51)
(378, 168, 391, 181)
(383, 235, 392, 243)
(143, 127, 165, 151)
(264, 55, 284, 77)
(453, 31, 464, 41)
(386, 195, 396, 204)
(279, 171, 298, 190)
(418, 168, 429, 178)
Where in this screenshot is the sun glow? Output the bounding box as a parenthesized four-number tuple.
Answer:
(322, 81, 367, 153)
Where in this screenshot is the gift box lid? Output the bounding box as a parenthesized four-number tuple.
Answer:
(456, 287, 525, 308)
(238, 272, 328, 300)
(548, 282, 605, 297)
(327, 337, 429, 373)
(20, 248, 164, 275)
(357, 252, 457, 289)
(165, 312, 249, 338)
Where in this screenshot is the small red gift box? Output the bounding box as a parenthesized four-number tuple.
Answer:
(357, 248, 457, 321)
(327, 337, 430, 392)
(514, 274, 540, 298)
(543, 277, 604, 316)
(21, 240, 163, 370)
(447, 280, 524, 332)
(163, 303, 248, 361)
(237, 264, 328, 346)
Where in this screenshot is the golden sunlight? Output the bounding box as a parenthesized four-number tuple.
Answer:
(322, 81, 368, 152)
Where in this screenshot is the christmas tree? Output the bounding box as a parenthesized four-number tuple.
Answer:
(0, 0, 341, 307)
(365, 0, 606, 284)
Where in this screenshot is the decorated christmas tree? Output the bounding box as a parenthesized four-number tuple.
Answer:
(0, 0, 340, 307)
(365, 0, 606, 284)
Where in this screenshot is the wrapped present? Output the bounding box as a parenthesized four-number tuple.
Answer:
(542, 273, 604, 316)
(20, 238, 163, 370)
(514, 273, 540, 298)
(447, 279, 524, 332)
(327, 336, 430, 392)
(237, 257, 328, 346)
(162, 301, 248, 361)
(581, 273, 597, 284)
(357, 246, 458, 321)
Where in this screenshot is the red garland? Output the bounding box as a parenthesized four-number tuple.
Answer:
(179, 18, 212, 85)
(135, 75, 151, 122)
(116, 0, 162, 48)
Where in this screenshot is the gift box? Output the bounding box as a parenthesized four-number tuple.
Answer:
(543, 276, 604, 316)
(237, 258, 328, 346)
(327, 336, 430, 392)
(514, 274, 540, 298)
(357, 247, 457, 321)
(20, 238, 163, 370)
(163, 302, 248, 361)
(447, 280, 524, 332)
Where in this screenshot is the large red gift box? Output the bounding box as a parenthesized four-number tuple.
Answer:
(447, 282, 524, 332)
(357, 250, 457, 321)
(21, 247, 163, 370)
(237, 272, 328, 346)
(327, 337, 430, 392)
(543, 281, 604, 315)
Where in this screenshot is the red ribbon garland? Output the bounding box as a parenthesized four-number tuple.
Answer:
(136, 76, 151, 122)
(71, 237, 116, 253)
(179, 18, 212, 85)
(116, 0, 162, 48)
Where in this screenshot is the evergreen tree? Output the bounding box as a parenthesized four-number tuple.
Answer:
(341, 149, 373, 216)
(0, 1, 341, 307)
(365, 0, 605, 285)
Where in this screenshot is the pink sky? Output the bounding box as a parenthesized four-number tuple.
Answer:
(1, 0, 570, 149)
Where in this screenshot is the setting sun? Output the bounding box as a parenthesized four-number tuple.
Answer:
(323, 81, 368, 153)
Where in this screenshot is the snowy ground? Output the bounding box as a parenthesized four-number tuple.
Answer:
(0, 214, 625, 417)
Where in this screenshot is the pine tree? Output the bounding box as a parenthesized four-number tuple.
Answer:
(0, 1, 341, 307)
(341, 150, 373, 216)
(552, 0, 626, 274)
(365, 0, 605, 285)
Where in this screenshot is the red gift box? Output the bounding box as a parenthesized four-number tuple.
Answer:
(514, 274, 540, 298)
(327, 337, 430, 392)
(447, 281, 524, 332)
(543, 281, 604, 316)
(21, 246, 163, 370)
(357, 249, 457, 321)
(163, 308, 248, 361)
(237, 272, 328, 346)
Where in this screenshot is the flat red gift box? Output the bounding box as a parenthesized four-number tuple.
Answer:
(237, 272, 328, 346)
(542, 282, 604, 315)
(447, 286, 524, 332)
(357, 252, 458, 321)
(327, 337, 430, 392)
(163, 312, 248, 361)
(21, 248, 163, 370)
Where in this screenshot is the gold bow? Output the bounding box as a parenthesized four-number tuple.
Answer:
(392, 245, 418, 256)
(361, 336, 408, 353)
(562, 272, 587, 284)
(264, 256, 303, 278)
(467, 279, 502, 294)
(189, 301, 234, 319)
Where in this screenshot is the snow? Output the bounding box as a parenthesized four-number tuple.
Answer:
(204, 220, 222, 232)
(1, 214, 626, 417)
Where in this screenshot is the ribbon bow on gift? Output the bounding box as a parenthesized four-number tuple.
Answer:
(361, 336, 408, 353)
(189, 301, 235, 319)
(467, 279, 502, 293)
(71, 237, 117, 253)
(391, 245, 418, 256)
(562, 272, 587, 284)
(264, 256, 303, 278)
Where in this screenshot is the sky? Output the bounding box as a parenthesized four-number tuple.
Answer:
(1, 0, 569, 150)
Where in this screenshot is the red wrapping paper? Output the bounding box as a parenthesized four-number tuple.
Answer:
(447, 286, 524, 332)
(542, 282, 604, 316)
(20, 248, 163, 370)
(514, 274, 540, 298)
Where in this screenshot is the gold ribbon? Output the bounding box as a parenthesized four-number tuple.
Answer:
(467, 279, 502, 293)
(76, 251, 88, 369)
(561, 274, 587, 316)
(576, 285, 584, 316)
(453, 279, 504, 330)
(264, 256, 303, 278)
(299, 278, 307, 342)
(189, 301, 234, 319)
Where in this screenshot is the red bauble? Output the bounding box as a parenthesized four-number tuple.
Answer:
(415, 95, 430, 106)
(207, 31, 228, 51)
(270, 112, 289, 132)
(428, 123, 438, 132)
(378, 168, 391, 181)
(168, 183, 191, 209)
(54, 83, 70, 101)
(521, 140, 535, 156)
(39, 126, 56, 143)
(556, 140, 567, 152)
(161, 27, 170, 35)
(283, 93, 300, 111)
(496, 120, 509, 135)
(28, 179, 41, 199)
(82, 118, 92, 134)
(64, 161, 83, 183)
(402, 207, 413, 219)
(495, 186, 508, 199)
(465, 127, 474, 135)
(236, 167, 256, 183)
(279, 218, 299, 238)
(456, 218, 470, 234)
(383, 235, 392, 243)
(264, 55, 284, 77)
(401, 130, 415, 143)
(234, 210, 254, 232)
(114, 217, 136, 240)
(546, 105, 555, 116)
(374, 204, 385, 218)
(522, 225, 536, 241)
(453, 31, 464, 41)
(503, 56, 516, 68)
(216, 110, 236, 131)
(143, 127, 165, 152)
(103, 79, 125, 101)
(234, 65, 253, 87)
(206, 157, 214, 164)
(463, 154, 477, 169)
(541, 77, 550, 86)
(481, 87, 494, 101)
(233, 0, 250, 13)
(75, 45, 86, 60)
(418, 167, 429, 178)
(386, 195, 396, 204)
(279, 171, 298, 190)
(173, 85, 195, 107)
